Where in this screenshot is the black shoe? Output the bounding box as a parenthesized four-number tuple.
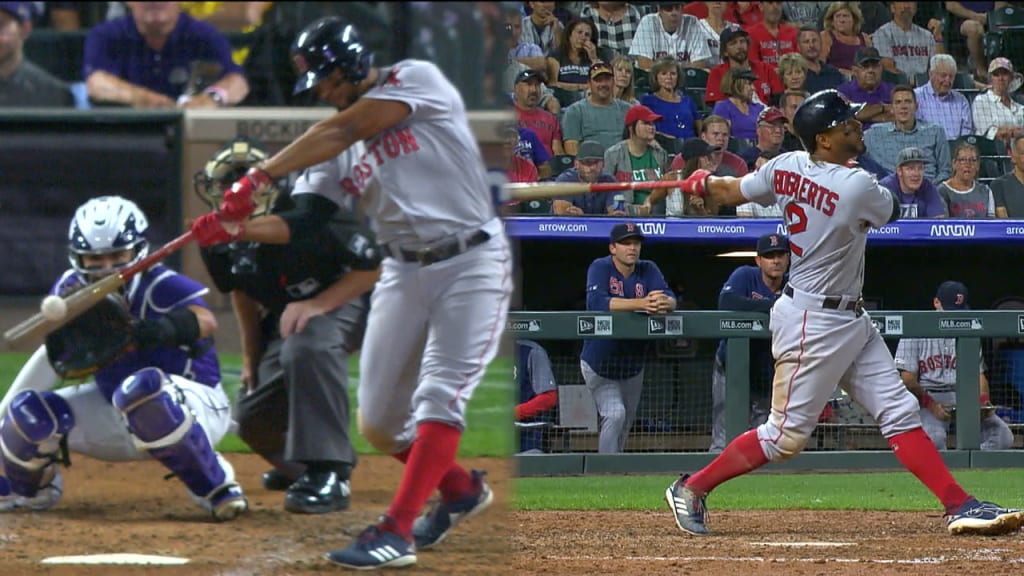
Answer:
(261, 469, 295, 492)
(284, 471, 350, 514)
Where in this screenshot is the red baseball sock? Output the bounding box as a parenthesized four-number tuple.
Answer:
(889, 428, 971, 514)
(392, 444, 473, 502)
(392, 446, 412, 464)
(386, 422, 462, 536)
(685, 429, 769, 496)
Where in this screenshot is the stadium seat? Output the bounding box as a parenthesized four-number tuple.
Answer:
(984, 6, 1024, 64)
(913, 72, 929, 88)
(23, 30, 87, 84)
(634, 66, 652, 95)
(655, 133, 682, 155)
(728, 136, 753, 154)
(549, 154, 575, 177)
(950, 135, 1008, 180)
(953, 72, 977, 90)
(519, 198, 553, 214)
(682, 67, 709, 90)
(882, 69, 908, 86)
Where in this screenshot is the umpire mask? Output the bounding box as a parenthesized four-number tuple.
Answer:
(193, 137, 282, 218)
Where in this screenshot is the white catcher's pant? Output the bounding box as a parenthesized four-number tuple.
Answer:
(357, 221, 513, 454)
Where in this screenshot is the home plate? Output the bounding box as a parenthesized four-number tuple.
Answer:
(41, 553, 189, 565)
(751, 542, 857, 547)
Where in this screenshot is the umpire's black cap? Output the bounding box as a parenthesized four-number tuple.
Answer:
(610, 222, 644, 243)
(756, 233, 790, 256)
(936, 281, 970, 310)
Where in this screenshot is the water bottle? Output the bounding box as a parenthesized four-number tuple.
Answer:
(613, 194, 625, 213)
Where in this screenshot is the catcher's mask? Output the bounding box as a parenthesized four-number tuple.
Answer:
(68, 196, 149, 283)
(193, 138, 281, 218)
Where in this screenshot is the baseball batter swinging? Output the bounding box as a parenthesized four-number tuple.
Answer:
(189, 17, 512, 570)
(665, 89, 1024, 536)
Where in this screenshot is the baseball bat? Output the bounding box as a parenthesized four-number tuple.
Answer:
(3, 230, 195, 347)
(504, 179, 692, 201)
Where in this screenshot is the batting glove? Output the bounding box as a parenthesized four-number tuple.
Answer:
(220, 167, 272, 221)
(191, 213, 245, 247)
(681, 169, 712, 197)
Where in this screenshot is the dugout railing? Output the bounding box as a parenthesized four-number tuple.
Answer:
(511, 310, 1024, 477)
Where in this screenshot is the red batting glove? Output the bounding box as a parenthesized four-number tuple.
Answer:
(681, 169, 712, 197)
(220, 167, 272, 221)
(191, 213, 245, 247)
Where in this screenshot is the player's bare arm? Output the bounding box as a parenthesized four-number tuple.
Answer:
(188, 304, 217, 338)
(901, 368, 951, 421)
(230, 290, 263, 392)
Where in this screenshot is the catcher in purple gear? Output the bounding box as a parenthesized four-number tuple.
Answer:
(0, 196, 247, 521)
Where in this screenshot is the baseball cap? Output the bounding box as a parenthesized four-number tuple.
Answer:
(680, 137, 720, 159)
(589, 62, 613, 80)
(732, 68, 759, 82)
(756, 233, 790, 256)
(896, 147, 928, 167)
(0, 2, 33, 22)
(719, 24, 750, 48)
(854, 46, 882, 66)
(625, 104, 663, 126)
(936, 281, 969, 310)
(758, 106, 786, 125)
(576, 140, 605, 161)
(515, 69, 545, 84)
(989, 57, 1015, 74)
(610, 222, 644, 243)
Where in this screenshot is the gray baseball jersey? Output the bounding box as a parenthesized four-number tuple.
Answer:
(894, 337, 986, 393)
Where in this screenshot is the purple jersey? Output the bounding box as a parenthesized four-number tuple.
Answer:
(581, 256, 673, 379)
(52, 265, 221, 401)
(83, 13, 242, 100)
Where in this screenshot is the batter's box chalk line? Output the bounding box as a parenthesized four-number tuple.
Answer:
(41, 553, 189, 565)
(546, 550, 1024, 564)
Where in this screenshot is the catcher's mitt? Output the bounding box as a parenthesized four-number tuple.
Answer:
(45, 292, 134, 379)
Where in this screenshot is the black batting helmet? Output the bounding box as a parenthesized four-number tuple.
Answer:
(291, 17, 374, 94)
(792, 90, 864, 153)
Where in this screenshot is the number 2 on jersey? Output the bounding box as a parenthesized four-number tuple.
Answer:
(784, 203, 807, 256)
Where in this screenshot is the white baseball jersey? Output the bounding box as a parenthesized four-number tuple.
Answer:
(740, 151, 895, 297)
(894, 338, 986, 392)
(871, 22, 935, 77)
(629, 13, 712, 64)
(293, 59, 499, 245)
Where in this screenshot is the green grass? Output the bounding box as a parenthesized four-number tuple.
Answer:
(0, 353, 513, 458)
(515, 470, 1024, 511)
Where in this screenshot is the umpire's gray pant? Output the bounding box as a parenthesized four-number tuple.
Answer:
(581, 360, 644, 453)
(710, 356, 771, 453)
(237, 294, 368, 472)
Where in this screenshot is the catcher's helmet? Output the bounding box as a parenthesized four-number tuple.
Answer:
(67, 196, 149, 280)
(194, 137, 281, 218)
(291, 17, 374, 94)
(792, 90, 865, 153)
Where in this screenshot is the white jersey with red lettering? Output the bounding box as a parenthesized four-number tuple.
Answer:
(733, 150, 920, 462)
(740, 151, 895, 299)
(293, 57, 512, 452)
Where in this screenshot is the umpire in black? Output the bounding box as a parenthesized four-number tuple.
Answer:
(195, 138, 381, 514)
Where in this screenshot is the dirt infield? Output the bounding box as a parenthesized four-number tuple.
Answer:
(512, 510, 1024, 576)
(0, 454, 513, 575)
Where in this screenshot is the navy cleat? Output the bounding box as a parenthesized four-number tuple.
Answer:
(665, 473, 709, 535)
(946, 498, 1024, 535)
(412, 470, 493, 550)
(325, 516, 417, 570)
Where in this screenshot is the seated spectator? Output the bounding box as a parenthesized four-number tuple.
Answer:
(798, 25, 845, 94)
(546, 19, 602, 107)
(728, 1, 763, 26)
(0, 2, 74, 107)
(504, 126, 540, 186)
(820, 2, 872, 76)
(669, 113, 749, 177)
(561, 62, 632, 154)
(695, 0, 730, 68)
(506, 60, 561, 115)
(658, 137, 722, 216)
(746, 1, 799, 66)
(580, 1, 645, 59)
(640, 57, 703, 141)
(552, 140, 618, 215)
(516, 125, 553, 180)
(973, 58, 1024, 144)
(944, 1, 995, 82)
(837, 47, 894, 128)
(611, 54, 639, 105)
(739, 106, 789, 169)
(712, 68, 765, 140)
(604, 104, 670, 214)
(879, 147, 948, 218)
(514, 69, 565, 156)
(506, 5, 547, 71)
(520, 1, 563, 55)
(914, 54, 974, 140)
(911, 2, 946, 51)
(705, 24, 784, 105)
(737, 149, 786, 216)
(873, 2, 935, 81)
(84, 2, 248, 108)
(858, 0, 894, 35)
(515, 339, 559, 455)
(780, 89, 807, 150)
(629, 2, 711, 71)
(993, 135, 1024, 218)
(775, 52, 808, 104)
(937, 141, 995, 218)
(782, 2, 830, 30)
(863, 84, 951, 182)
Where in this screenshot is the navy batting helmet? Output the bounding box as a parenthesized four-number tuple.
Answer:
(792, 90, 864, 153)
(291, 17, 374, 94)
